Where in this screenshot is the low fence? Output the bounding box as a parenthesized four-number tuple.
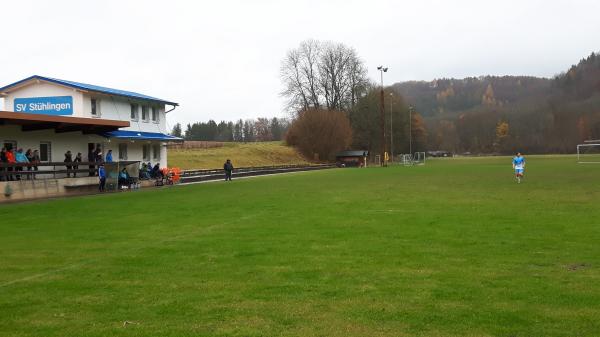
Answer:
(180, 164, 336, 183)
(167, 141, 225, 150)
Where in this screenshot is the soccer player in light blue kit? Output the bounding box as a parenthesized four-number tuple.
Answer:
(512, 152, 526, 183)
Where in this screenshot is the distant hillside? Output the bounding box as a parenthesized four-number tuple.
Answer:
(393, 52, 600, 154)
(394, 76, 551, 118)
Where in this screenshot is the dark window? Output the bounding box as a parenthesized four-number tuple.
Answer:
(143, 144, 150, 161)
(152, 144, 160, 160)
(142, 106, 149, 121)
(91, 98, 98, 116)
(130, 104, 138, 121)
(119, 143, 128, 160)
(152, 107, 158, 122)
(40, 142, 51, 162)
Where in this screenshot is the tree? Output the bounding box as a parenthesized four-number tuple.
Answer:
(171, 123, 182, 137)
(280, 39, 368, 114)
(243, 120, 255, 142)
(255, 117, 272, 141)
(270, 117, 283, 141)
(285, 108, 352, 161)
(411, 113, 428, 152)
(349, 86, 422, 155)
(233, 119, 244, 141)
(216, 121, 233, 141)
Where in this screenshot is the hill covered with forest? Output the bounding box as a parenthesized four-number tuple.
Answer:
(393, 52, 600, 154)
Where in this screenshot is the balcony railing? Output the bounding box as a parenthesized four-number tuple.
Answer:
(0, 161, 140, 180)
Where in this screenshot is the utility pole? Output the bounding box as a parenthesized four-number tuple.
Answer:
(390, 92, 394, 162)
(377, 66, 388, 166)
(409, 105, 413, 157)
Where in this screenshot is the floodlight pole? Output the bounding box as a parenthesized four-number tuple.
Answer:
(409, 105, 413, 157)
(377, 66, 388, 166)
(390, 92, 394, 162)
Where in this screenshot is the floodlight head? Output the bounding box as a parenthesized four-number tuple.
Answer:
(377, 66, 382, 70)
(383, 68, 388, 72)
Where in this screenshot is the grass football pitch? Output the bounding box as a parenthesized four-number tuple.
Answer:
(1, 155, 599, 337)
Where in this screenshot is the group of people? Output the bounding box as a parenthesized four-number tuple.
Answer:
(63, 150, 84, 178)
(139, 162, 163, 180)
(0, 147, 41, 181)
(97, 161, 162, 192)
(86, 147, 115, 177)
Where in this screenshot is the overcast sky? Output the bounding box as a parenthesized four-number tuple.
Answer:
(1, 0, 599, 129)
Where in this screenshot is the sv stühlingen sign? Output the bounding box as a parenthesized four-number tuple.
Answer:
(14, 96, 74, 115)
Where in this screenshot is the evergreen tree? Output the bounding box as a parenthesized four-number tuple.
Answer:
(171, 123, 182, 137)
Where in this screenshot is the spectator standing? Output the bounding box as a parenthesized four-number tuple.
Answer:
(224, 159, 234, 181)
(31, 150, 40, 176)
(73, 152, 82, 177)
(98, 163, 106, 192)
(25, 149, 34, 179)
(15, 149, 29, 180)
(105, 149, 113, 163)
(5, 147, 16, 181)
(88, 147, 95, 176)
(0, 147, 7, 181)
(64, 150, 73, 178)
(94, 146, 102, 163)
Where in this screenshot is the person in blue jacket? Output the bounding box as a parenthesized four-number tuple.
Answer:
(105, 149, 113, 163)
(15, 148, 29, 180)
(98, 163, 106, 192)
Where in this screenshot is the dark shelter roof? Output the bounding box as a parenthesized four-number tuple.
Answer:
(336, 150, 369, 157)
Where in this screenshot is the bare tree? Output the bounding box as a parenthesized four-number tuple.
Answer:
(280, 40, 368, 114)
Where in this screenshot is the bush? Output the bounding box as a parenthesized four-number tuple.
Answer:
(285, 109, 352, 161)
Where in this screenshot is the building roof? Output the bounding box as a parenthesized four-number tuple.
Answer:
(0, 110, 129, 134)
(336, 150, 369, 157)
(0, 75, 178, 106)
(102, 130, 183, 142)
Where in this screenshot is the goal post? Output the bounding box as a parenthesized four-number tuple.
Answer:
(400, 154, 413, 166)
(414, 152, 426, 165)
(577, 143, 600, 163)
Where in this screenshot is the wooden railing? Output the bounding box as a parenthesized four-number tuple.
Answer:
(0, 161, 140, 180)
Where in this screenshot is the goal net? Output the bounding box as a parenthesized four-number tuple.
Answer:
(577, 143, 600, 163)
(374, 155, 381, 166)
(400, 154, 413, 166)
(414, 152, 426, 165)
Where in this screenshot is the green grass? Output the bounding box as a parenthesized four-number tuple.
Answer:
(1, 155, 600, 336)
(168, 142, 310, 169)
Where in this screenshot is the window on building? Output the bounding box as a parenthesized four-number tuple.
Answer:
(130, 104, 139, 121)
(152, 107, 159, 122)
(39, 142, 52, 162)
(91, 98, 100, 117)
(142, 144, 150, 161)
(141, 106, 149, 122)
(152, 144, 160, 160)
(3, 141, 17, 152)
(119, 143, 128, 160)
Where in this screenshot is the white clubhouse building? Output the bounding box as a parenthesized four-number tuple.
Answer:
(0, 75, 180, 168)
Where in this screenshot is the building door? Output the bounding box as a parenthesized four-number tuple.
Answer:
(88, 143, 95, 162)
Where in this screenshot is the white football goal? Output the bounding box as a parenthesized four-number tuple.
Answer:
(414, 152, 426, 165)
(577, 142, 600, 164)
(400, 154, 414, 166)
